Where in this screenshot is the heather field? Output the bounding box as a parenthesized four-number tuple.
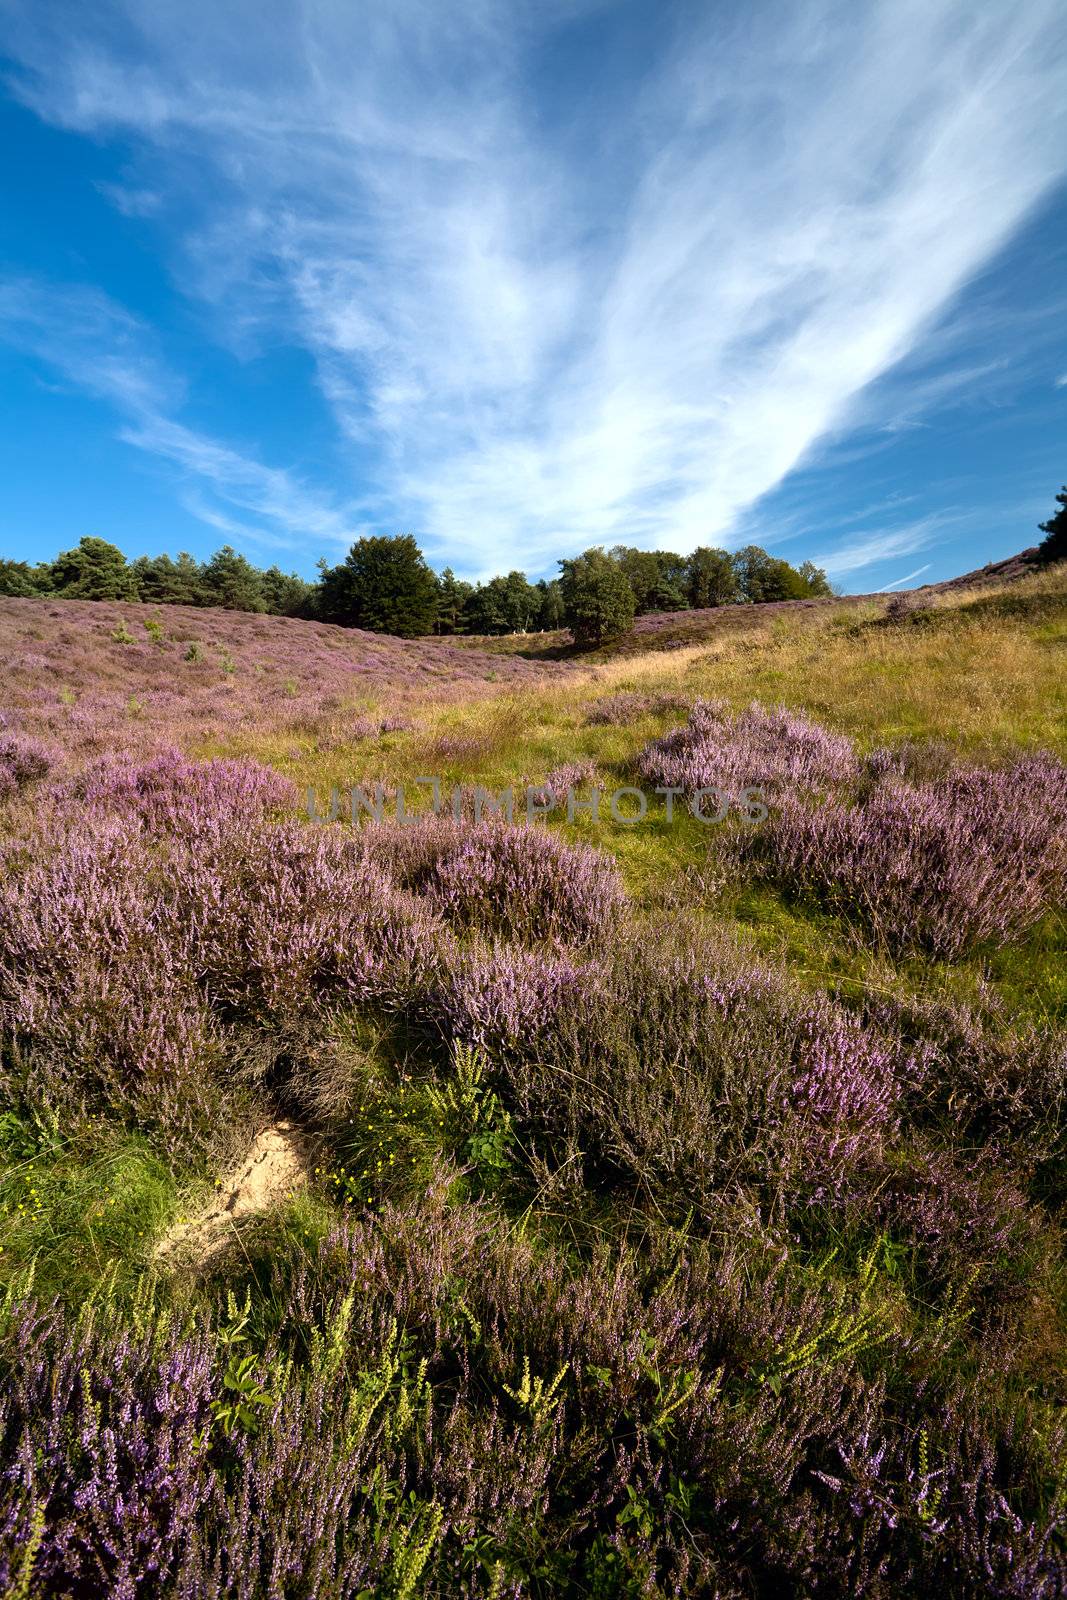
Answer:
(1, 568, 1066, 1598)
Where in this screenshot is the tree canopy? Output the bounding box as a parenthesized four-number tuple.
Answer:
(0, 524, 842, 637)
(49, 537, 139, 601)
(559, 547, 636, 647)
(319, 534, 439, 637)
(1037, 485, 1067, 566)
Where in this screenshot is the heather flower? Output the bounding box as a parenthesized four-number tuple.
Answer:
(538, 758, 599, 804)
(0, 731, 53, 796)
(431, 942, 599, 1052)
(0, 802, 449, 1151)
(638, 698, 859, 803)
(363, 814, 626, 946)
(752, 754, 1067, 957)
(59, 746, 298, 832)
(435, 925, 907, 1208)
(584, 690, 691, 725)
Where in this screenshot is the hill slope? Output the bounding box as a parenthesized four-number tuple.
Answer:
(0, 560, 1065, 1596)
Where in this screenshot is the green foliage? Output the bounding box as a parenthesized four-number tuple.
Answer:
(426, 1045, 515, 1193)
(384, 1497, 445, 1600)
(1037, 483, 1067, 565)
(559, 545, 637, 646)
(320, 534, 439, 636)
(435, 567, 473, 634)
(501, 1354, 569, 1426)
(130, 551, 210, 607)
(798, 558, 833, 597)
(535, 576, 565, 629)
(0, 559, 53, 598)
(610, 546, 689, 613)
(0, 1117, 176, 1303)
(200, 544, 268, 612)
(752, 1244, 893, 1395)
(6, 530, 839, 636)
(210, 1352, 275, 1436)
(50, 536, 138, 601)
(731, 543, 825, 602)
(686, 545, 739, 607)
(260, 564, 316, 617)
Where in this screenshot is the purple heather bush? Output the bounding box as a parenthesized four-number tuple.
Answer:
(431, 923, 907, 1209)
(0, 595, 567, 766)
(59, 745, 298, 833)
(584, 689, 692, 725)
(170, 820, 446, 1021)
(537, 757, 599, 804)
(2, 1194, 1063, 1598)
(861, 987, 1067, 1172)
(2, 598, 1067, 1595)
(362, 813, 625, 946)
(638, 697, 860, 801)
(0, 772, 450, 1151)
(431, 942, 597, 1053)
(754, 754, 1067, 958)
(0, 730, 53, 800)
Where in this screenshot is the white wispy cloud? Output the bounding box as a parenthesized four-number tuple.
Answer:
(2, 0, 1066, 576)
(94, 180, 163, 218)
(876, 564, 933, 592)
(116, 414, 364, 550)
(0, 276, 363, 553)
(813, 517, 950, 579)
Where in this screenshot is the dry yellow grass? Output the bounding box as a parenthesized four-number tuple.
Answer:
(216, 565, 1067, 798)
(557, 569, 1067, 757)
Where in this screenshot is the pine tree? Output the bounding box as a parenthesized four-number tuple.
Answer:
(0, 559, 53, 597)
(200, 546, 267, 612)
(50, 536, 138, 601)
(435, 568, 472, 634)
(260, 566, 316, 616)
(319, 534, 439, 636)
(130, 552, 211, 607)
(1037, 485, 1067, 565)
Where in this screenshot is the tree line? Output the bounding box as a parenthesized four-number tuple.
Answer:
(3, 481, 1063, 644)
(0, 532, 838, 645)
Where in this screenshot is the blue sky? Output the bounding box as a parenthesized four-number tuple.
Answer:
(0, 1, 1065, 590)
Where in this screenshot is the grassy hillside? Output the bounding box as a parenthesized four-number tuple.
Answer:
(0, 567, 1065, 1597)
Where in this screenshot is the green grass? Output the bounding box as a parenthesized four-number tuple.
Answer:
(198, 566, 1067, 1037)
(0, 1113, 178, 1304)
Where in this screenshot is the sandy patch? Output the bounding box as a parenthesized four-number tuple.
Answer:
(155, 1120, 307, 1267)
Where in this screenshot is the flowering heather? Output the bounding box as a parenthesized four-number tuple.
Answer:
(538, 757, 599, 803)
(363, 814, 625, 946)
(430, 943, 597, 1053)
(584, 689, 692, 725)
(638, 698, 860, 799)
(0, 730, 53, 800)
(170, 820, 447, 1021)
(2, 1194, 1063, 1598)
(755, 754, 1067, 957)
(0, 595, 569, 764)
(58, 745, 299, 832)
(434, 925, 907, 1208)
(0, 781, 448, 1150)
(2, 585, 1066, 1595)
(860, 986, 1067, 1164)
